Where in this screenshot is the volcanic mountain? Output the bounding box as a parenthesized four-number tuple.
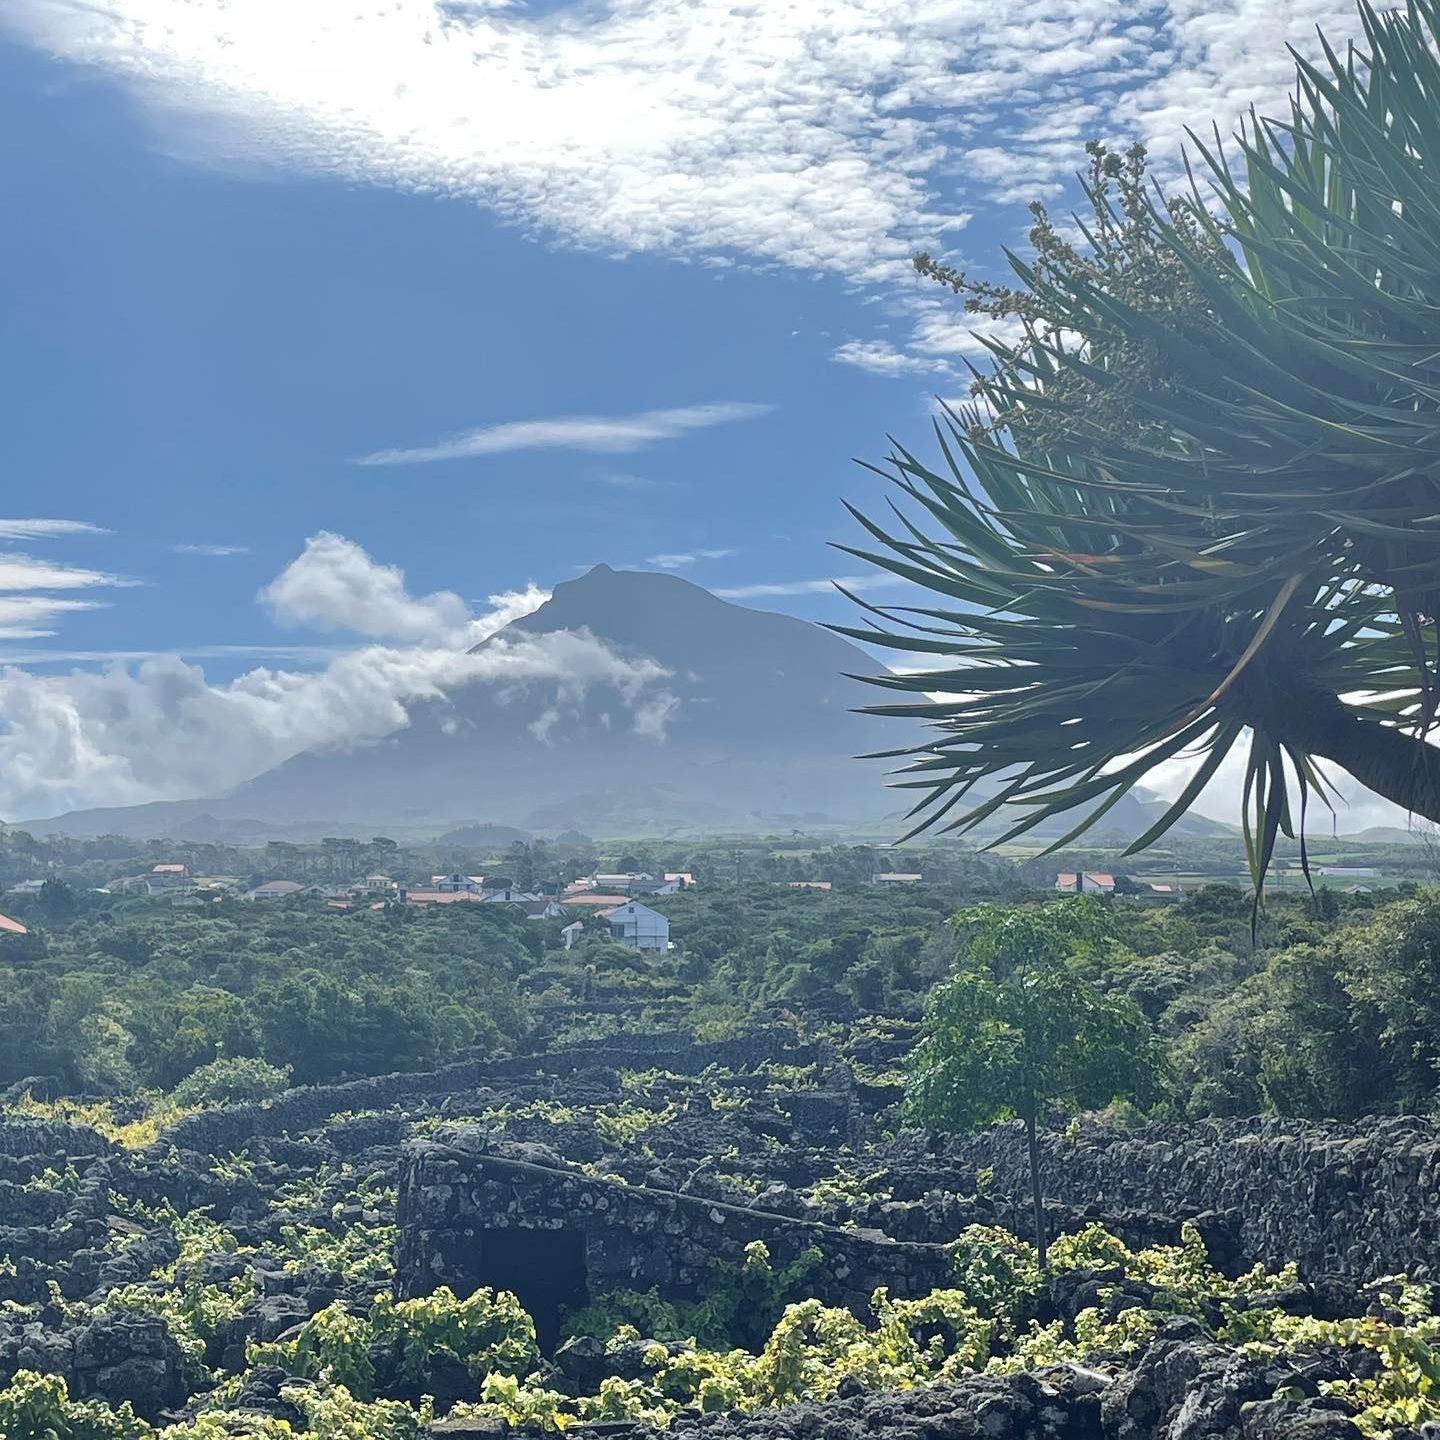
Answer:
(25, 566, 908, 839)
(24, 565, 1234, 842)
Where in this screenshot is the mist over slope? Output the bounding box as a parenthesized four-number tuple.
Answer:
(24, 567, 901, 838)
(23, 565, 1233, 842)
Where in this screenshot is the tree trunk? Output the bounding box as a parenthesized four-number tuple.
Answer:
(1025, 1113, 1048, 1270)
(1304, 708, 1440, 824)
(1235, 669, 1440, 823)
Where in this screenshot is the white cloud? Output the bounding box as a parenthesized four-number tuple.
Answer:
(0, 0, 1364, 360)
(260, 531, 472, 640)
(0, 597, 107, 641)
(0, 541, 132, 641)
(172, 543, 250, 557)
(0, 628, 674, 819)
(831, 339, 948, 378)
(646, 548, 737, 570)
(0, 554, 133, 592)
(907, 308, 1029, 361)
(463, 583, 552, 643)
(715, 574, 913, 598)
(0, 536, 670, 818)
(0, 519, 109, 540)
(358, 403, 772, 466)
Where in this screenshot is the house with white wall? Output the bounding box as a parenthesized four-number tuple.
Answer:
(602, 900, 670, 951)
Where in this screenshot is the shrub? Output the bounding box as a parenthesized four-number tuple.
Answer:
(172, 1056, 293, 1108)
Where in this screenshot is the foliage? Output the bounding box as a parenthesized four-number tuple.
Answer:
(907, 902, 1167, 1261)
(844, 0, 1440, 889)
(564, 1241, 825, 1351)
(3, 1091, 197, 1150)
(906, 902, 1167, 1132)
(253, 1287, 537, 1401)
(0, 1369, 149, 1440)
(11, 1221, 1440, 1438)
(171, 1055, 293, 1108)
(1172, 890, 1440, 1117)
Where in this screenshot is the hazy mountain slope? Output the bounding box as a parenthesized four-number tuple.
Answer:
(25, 568, 901, 837)
(22, 565, 1239, 842)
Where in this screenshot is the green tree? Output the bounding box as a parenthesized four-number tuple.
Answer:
(37, 878, 77, 920)
(843, 1, 1440, 890)
(905, 901, 1165, 1265)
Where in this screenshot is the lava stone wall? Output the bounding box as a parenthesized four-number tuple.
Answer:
(164, 1029, 819, 1157)
(395, 1139, 955, 1322)
(932, 1116, 1440, 1282)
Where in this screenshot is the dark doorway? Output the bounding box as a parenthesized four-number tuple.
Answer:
(475, 1227, 588, 1352)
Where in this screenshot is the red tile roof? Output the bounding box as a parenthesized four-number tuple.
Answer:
(563, 894, 631, 906)
(403, 890, 487, 904)
(0, 912, 28, 935)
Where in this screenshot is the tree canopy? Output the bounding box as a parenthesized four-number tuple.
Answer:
(843, 0, 1440, 892)
(905, 901, 1165, 1262)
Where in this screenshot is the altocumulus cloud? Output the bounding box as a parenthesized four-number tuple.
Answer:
(0, 0, 1363, 365)
(0, 535, 678, 819)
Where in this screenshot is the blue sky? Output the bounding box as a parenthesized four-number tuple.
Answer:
(0, 0, 1383, 822)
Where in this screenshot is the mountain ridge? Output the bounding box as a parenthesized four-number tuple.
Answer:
(20, 566, 1238, 844)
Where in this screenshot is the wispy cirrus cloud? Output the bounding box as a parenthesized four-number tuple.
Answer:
(358, 403, 772, 466)
(0, 528, 132, 639)
(0, 555, 134, 592)
(0, 597, 108, 641)
(647, 548, 738, 570)
(171, 543, 251, 557)
(0, 0, 1364, 366)
(0, 519, 109, 540)
(715, 574, 912, 599)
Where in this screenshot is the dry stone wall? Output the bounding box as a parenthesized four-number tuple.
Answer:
(395, 1136, 956, 1343)
(920, 1116, 1440, 1282)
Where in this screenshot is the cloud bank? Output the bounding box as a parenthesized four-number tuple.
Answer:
(0, 535, 675, 820)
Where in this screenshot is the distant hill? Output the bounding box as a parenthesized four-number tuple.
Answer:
(1331, 825, 1437, 845)
(434, 823, 533, 847)
(23, 565, 1233, 844)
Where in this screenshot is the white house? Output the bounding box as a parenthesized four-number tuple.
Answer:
(561, 920, 585, 950)
(593, 872, 653, 891)
(871, 872, 923, 887)
(435, 874, 484, 894)
(481, 886, 543, 904)
(1055, 872, 1116, 895)
(603, 900, 670, 951)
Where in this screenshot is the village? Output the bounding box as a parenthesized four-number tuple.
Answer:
(0, 862, 694, 951)
(0, 847, 1244, 955)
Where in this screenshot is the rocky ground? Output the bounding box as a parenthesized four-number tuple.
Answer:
(0, 1014, 1433, 1439)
